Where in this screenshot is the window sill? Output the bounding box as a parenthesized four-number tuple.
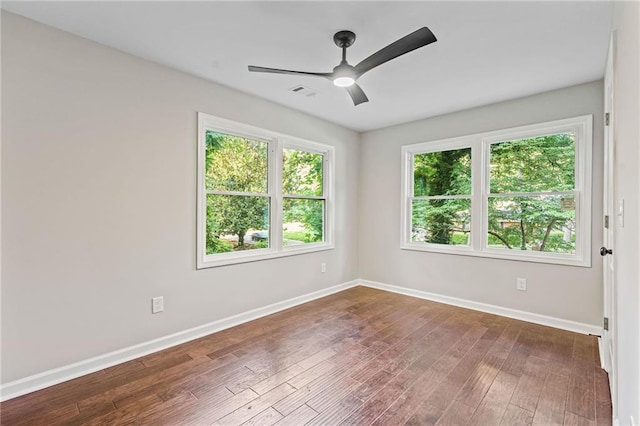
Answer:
(197, 243, 335, 269)
(400, 243, 590, 267)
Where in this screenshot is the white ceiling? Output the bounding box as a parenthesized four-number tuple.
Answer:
(2, 1, 612, 132)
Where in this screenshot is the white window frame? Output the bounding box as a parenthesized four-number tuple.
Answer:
(197, 113, 334, 269)
(401, 115, 592, 267)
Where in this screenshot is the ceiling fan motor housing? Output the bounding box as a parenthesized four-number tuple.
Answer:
(333, 30, 356, 48)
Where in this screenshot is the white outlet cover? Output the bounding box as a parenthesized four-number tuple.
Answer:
(516, 278, 527, 291)
(152, 296, 164, 314)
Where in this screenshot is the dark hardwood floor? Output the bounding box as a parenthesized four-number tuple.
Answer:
(0, 286, 611, 425)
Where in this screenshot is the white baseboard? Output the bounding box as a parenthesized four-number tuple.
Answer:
(1, 278, 603, 402)
(360, 279, 602, 336)
(0, 279, 360, 402)
(598, 336, 606, 369)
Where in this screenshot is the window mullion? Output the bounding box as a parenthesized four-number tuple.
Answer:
(473, 139, 485, 252)
(271, 139, 283, 252)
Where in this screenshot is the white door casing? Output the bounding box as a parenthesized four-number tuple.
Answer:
(602, 31, 617, 420)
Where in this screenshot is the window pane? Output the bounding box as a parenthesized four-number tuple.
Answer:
(413, 148, 471, 196)
(206, 194, 270, 254)
(411, 198, 471, 245)
(283, 148, 323, 196)
(283, 198, 324, 245)
(205, 131, 268, 193)
(490, 133, 575, 193)
(487, 195, 576, 253)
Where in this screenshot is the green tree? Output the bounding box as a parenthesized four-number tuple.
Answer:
(413, 148, 471, 244)
(488, 133, 576, 252)
(412, 134, 576, 252)
(282, 149, 324, 243)
(205, 132, 269, 252)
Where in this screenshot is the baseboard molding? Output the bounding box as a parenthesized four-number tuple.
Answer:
(0, 279, 360, 402)
(598, 337, 605, 369)
(360, 279, 602, 336)
(1, 278, 603, 401)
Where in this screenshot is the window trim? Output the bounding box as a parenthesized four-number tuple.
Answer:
(197, 113, 334, 269)
(401, 115, 593, 267)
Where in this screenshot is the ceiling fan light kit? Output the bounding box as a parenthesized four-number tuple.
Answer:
(248, 27, 437, 106)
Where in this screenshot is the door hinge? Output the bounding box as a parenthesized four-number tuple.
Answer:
(604, 317, 609, 331)
(605, 112, 610, 126)
(604, 215, 610, 228)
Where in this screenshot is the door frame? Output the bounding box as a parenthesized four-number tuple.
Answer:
(602, 30, 617, 419)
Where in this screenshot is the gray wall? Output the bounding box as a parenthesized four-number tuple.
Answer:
(1, 12, 360, 383)
(359, 81, 604, 326)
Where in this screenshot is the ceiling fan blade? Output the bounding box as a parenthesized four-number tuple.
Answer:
(248, 65, 332, 78)
(346, 84, 369, 106)
(354, 27, 437, 77)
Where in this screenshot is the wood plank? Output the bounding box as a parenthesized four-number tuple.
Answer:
(0, 286, 611, 426)
(467, 370, 519, 425)
(436, 400, 476, 425)
(1, 402, 79, 426)
(532, 372, 569, 425)
(345, 318, 484, 425)
(273, 404, 318, 425)
(250, 364, 305, 395)
(565, 411, 597, 426)
(83, 394, 163, 426)
(500, 404, 535, 425)
(305, 394, 363, 426)
(240, 407, 283, 426)
(131, 391, 200, 424)
(510, 355, 548, 412)
(214, 383, 296, 425)
(454, 322, 520, 409)
(566, 358, 596, 420)
(371, 324, 489, 426)
(595, 367, 612, 425)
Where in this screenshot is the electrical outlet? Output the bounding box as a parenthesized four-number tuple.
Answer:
(516, 278, 527, 291)
(321, 262, 326, 273)
(152, 296, 164, 314)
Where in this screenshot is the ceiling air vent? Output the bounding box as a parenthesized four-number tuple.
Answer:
(289, 85, 318, 98)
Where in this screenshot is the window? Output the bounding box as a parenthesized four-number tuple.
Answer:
(197, 113, 333, 268)
(402, 115, 592, 266)
(411, 146, 472, 246)
(283, 147, 326, 246)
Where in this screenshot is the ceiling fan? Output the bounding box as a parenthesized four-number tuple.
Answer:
(248, 27, 437, 106)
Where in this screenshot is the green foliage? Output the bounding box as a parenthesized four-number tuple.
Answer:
(205, 234, 234, 255)
(412, 133, 577, 252)
(489, 134, 574, 193)
(283, 149, 323, 196)
(487, 195, 575, 252)
(283, 198, 323, 243)
(413, 148, 471, 244)
(282, 149, 324, 243)
(205, 131, 269, 252)
(412, 198, 470, 245)
(414, 148, 471, 196)
(487, 133, 576, 252)
(283, 231, 308, 242)
(253, 240, 269, 249)
(204, 135, 326, 254)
